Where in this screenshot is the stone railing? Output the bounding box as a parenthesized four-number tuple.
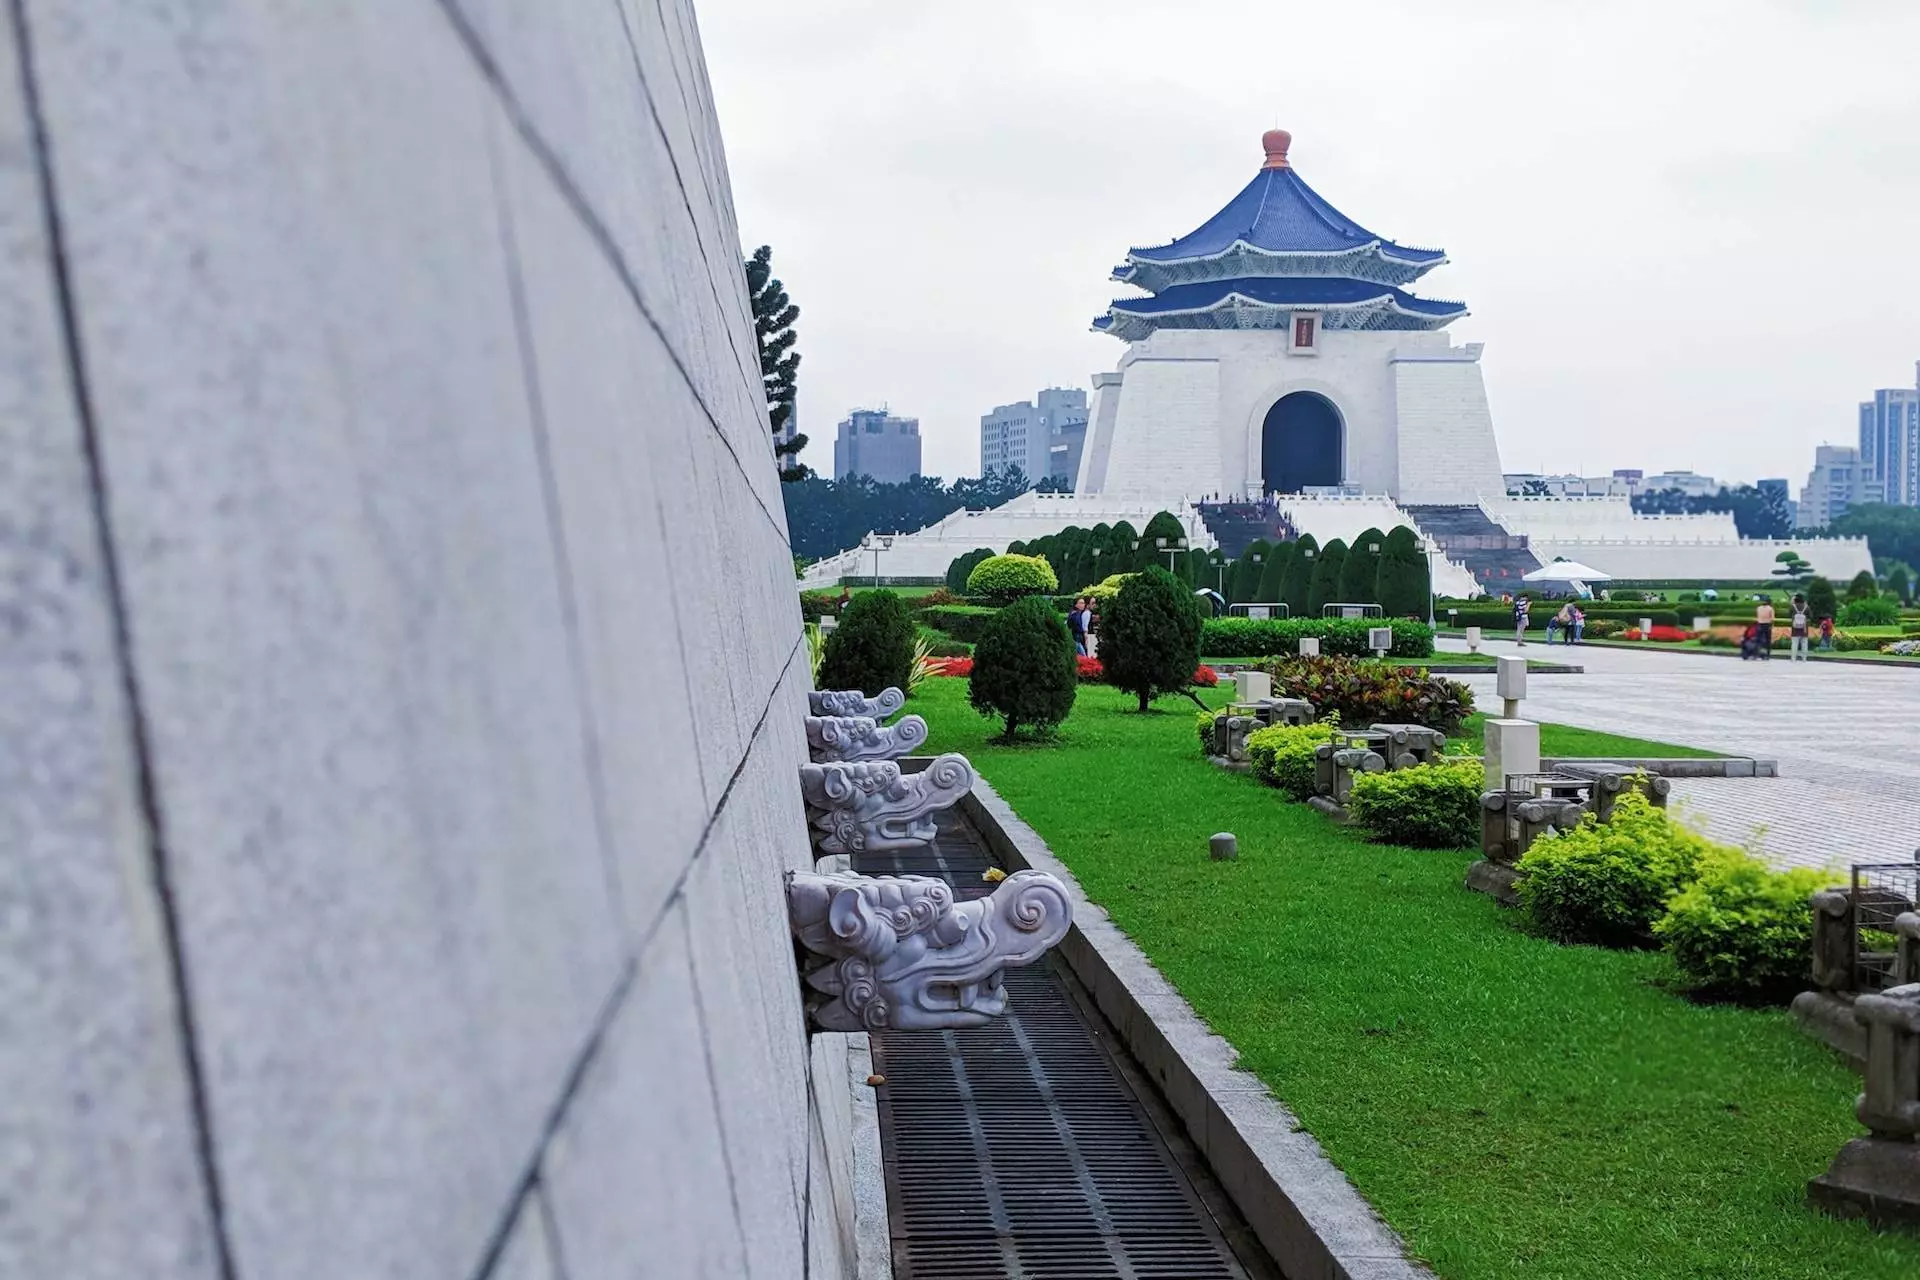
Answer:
(805, 713, 929, 763)
(798, 754, 976, 854)
(808, 686, 906, 720)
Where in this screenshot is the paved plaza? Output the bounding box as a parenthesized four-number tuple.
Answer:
(1444, 638, 1920, 875)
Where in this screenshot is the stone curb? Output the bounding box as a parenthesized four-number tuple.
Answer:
(1525, 637, 1920, 670)
(961, 781, 1434, 1280)
(1540, 756, 1778, 779)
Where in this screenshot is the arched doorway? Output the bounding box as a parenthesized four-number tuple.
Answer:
(1261, 392, 1343, 493)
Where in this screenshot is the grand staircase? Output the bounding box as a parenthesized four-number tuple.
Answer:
(1194, 499, 1298, 558)
(1402, 504, 1542, 591)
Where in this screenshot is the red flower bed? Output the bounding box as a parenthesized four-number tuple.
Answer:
(928, 656, 973, 677)
(1622, 625, 1699, 643)
(1193, 664, 1219, 687)
(1074, 655, 1217, 686)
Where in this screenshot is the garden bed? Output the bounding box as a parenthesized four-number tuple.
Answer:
(910, 676, 1920, 1279)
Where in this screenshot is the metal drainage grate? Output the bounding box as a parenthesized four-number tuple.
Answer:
(858, 812, 1277, 1279)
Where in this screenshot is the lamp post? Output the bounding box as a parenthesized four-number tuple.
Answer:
(862, 532, 894, 588)
(1156, 536, 1188, 573)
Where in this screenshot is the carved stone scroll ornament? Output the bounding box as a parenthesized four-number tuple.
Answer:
(787, 869, 1073, 1031)
(805, 713, 930, 763)
(798, 754, 977, 854)
(808, 687, 907, 720)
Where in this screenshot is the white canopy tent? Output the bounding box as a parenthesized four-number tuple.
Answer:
(1522, 560, 1612, 584)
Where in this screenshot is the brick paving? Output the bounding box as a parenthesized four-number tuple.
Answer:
(1441, 637, 1920, 875)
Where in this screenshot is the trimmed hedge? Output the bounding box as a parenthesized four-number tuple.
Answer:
(1654, 851, 1829, 999)
(919, 604, 1000, 644)
(965, 553, 1058, 603)
(1246, 721, 1330, 799)
(1200, 617, 1434, 658)
(816, 589, 918, 697)
(1347, 759, 1485, 848)
(1515, 791, 1708, 947)
(968, 595, 1078, 740)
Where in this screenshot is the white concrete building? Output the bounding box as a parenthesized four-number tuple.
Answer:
(1801, 444, 1884, 528)
(802, 130, 1872, 591)
(980, 387, 1088, 487)
(833, 407, 922, 483)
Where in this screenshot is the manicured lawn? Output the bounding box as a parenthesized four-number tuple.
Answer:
(1453, 712, 1724, 760)
(911, 677, 1919, 1280)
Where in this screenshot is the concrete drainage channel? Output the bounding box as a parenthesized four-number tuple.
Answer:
(855, 812, 1279, 1279)
(856, 772, 1431, 1279)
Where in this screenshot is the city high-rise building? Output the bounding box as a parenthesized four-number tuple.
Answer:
(1799, 445, 1883, 528)
(980, 387, 1089, 487)
(1859, 363, 1920, 506)
(833, 408, 922, 484)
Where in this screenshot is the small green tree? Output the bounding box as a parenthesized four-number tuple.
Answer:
(1806, 575, 1838, 623)
(1307, 538, 1348, 616)
(1846, 569, 1880, 602)
(1888, 563, 1912, 605)
(816, 589, 917, 696)
(968, 596, 1078, 741)
(1280, 534, 1319, 617)
(1255, 541, 1292, 606)
(1337, 527, 1386, 605)
(744, 245, 805, 480)
(1100, 566, 1204, 711)
(1375, 526, 1430, 617)
(1771, 549, 1812, 580)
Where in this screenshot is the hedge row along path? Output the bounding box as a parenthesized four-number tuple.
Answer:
(908, 677, 1920, 1280)
(1441, 635, 1920, 874)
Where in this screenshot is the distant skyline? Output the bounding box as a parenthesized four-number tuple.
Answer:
(699, 0, 1920, 489)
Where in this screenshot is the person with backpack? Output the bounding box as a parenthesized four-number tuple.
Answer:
(1788, 594, 1810, 662)
(1513, 594, 1532, 646)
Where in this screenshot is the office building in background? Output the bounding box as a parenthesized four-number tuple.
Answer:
(1859, 363, 1920, 506)
(980, 387, 1089, 488)
(833, 408, 922, 483)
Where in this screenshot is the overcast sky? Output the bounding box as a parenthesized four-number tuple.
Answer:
(699, 0, 1920, 491)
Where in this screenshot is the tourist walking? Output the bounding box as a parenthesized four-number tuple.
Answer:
(1513, 594, 1531, 646)
(1754, 598, 1776, 661)
(1570, 604, 1585, 645)
(1788, 594, 1810, 662)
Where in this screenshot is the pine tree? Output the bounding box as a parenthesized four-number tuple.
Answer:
(1375, 526, 1430, 617)
(1280, 534, 1319, 617)
(1256, 542, 1293, 607)
(744, 246, 805, 481)
(1100, 567, 1204, 712)
(1308, 539, 1348, 617)
(969, 597, 1079, 740)
(1847, 569, 1880, 602)
(1338, 527, 1386, 605)
(1231, 540, 1272, 604)
(1807, 575, 1838, 624)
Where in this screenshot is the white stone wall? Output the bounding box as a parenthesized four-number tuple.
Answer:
(1099, 353, 1225, 497)
(1528, 538, 1875, 583)
(2, 3, 847, 1279)
(1390, 349, 1509, 505)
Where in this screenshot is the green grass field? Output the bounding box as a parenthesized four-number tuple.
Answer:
(910, 677, 1916, 1279)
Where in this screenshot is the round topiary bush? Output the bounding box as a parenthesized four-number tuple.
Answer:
(1085, 572, 1133, 605)
(1100, 566, 1204, 711)
(965, 553, 1059, 604)
(816, 589, 917, 697)
(1375, 526, 1430, 618)
(1347, 759, 1485, 848)
(1846, 570, 1880, 603)
(1515, 790, 1709, 947)
(1805, 575, 1837, 623)
(1653, 851, 1828, 1001)
(1246, 721, 1330, 799)
(968, 595, 1078, 741)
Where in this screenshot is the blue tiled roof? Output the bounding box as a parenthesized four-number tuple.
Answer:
(1104, 276, 1464, 318)
(1129, 166, 1444, 265)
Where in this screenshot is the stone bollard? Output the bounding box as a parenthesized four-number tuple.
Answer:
(1483, 718, 1540, 789)
(1371, 723, 1447, 769)
(1327, 747, 1385, 803)
(1264, 697, 1315, 727)
(1224, 717, 1256, 764)
(1808, 982, 1920, 1226)
(1298, 636, 1321, 658)
(1811, 890, 1860, 994)
(1639, 616, 1654, 638)
(1563, 766, 1671, 824)
(1233, 670, 1273, 703)
(1693, 615, 1711, 634)
(1465, 625, 1482, 653)
(1496, 654, 1526, 719)
(1210, 832, 1238, 861)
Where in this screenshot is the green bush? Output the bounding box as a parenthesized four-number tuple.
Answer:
(1200, 617, 1434, 658)
(1280, 534, 1318, 617)
(917, 626, 972, 657)
(966, 553, 1059, 604)
(1515, 791, 1710, 946)
(799, 589, 842, 621)
(1806, 575, 1838, 623)
(1337, 527, 1386, 605)
(1255, 542, 1292, 605)
(1583, 617, 1627, 638)
(944, 547, 995, 593)
(1347, 759, 1485, 848)
(1195, 709, 1219, 753)
(1100, 566, 1204, 711)
(817, 589, 918, 697)
(1838, 595, 1900, 627)
(968, 595, 1078, 740)
(1653, 851, 1828, 1000)
(919, 604, 1001, 644)
(1261, 655, 1473, 735)
(1846, 569, 1879, 602)
(1085, 572, 1133, 605)
(1246, 722, 1331, 799)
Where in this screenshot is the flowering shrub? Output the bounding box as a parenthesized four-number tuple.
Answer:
(1582, 617, 1627, 638)
(1621, 625, 1700, 643)
(1882, 639, 1920, 656)
(1076, 655, 1216, 686)
(1259, 655, 1473, 735)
